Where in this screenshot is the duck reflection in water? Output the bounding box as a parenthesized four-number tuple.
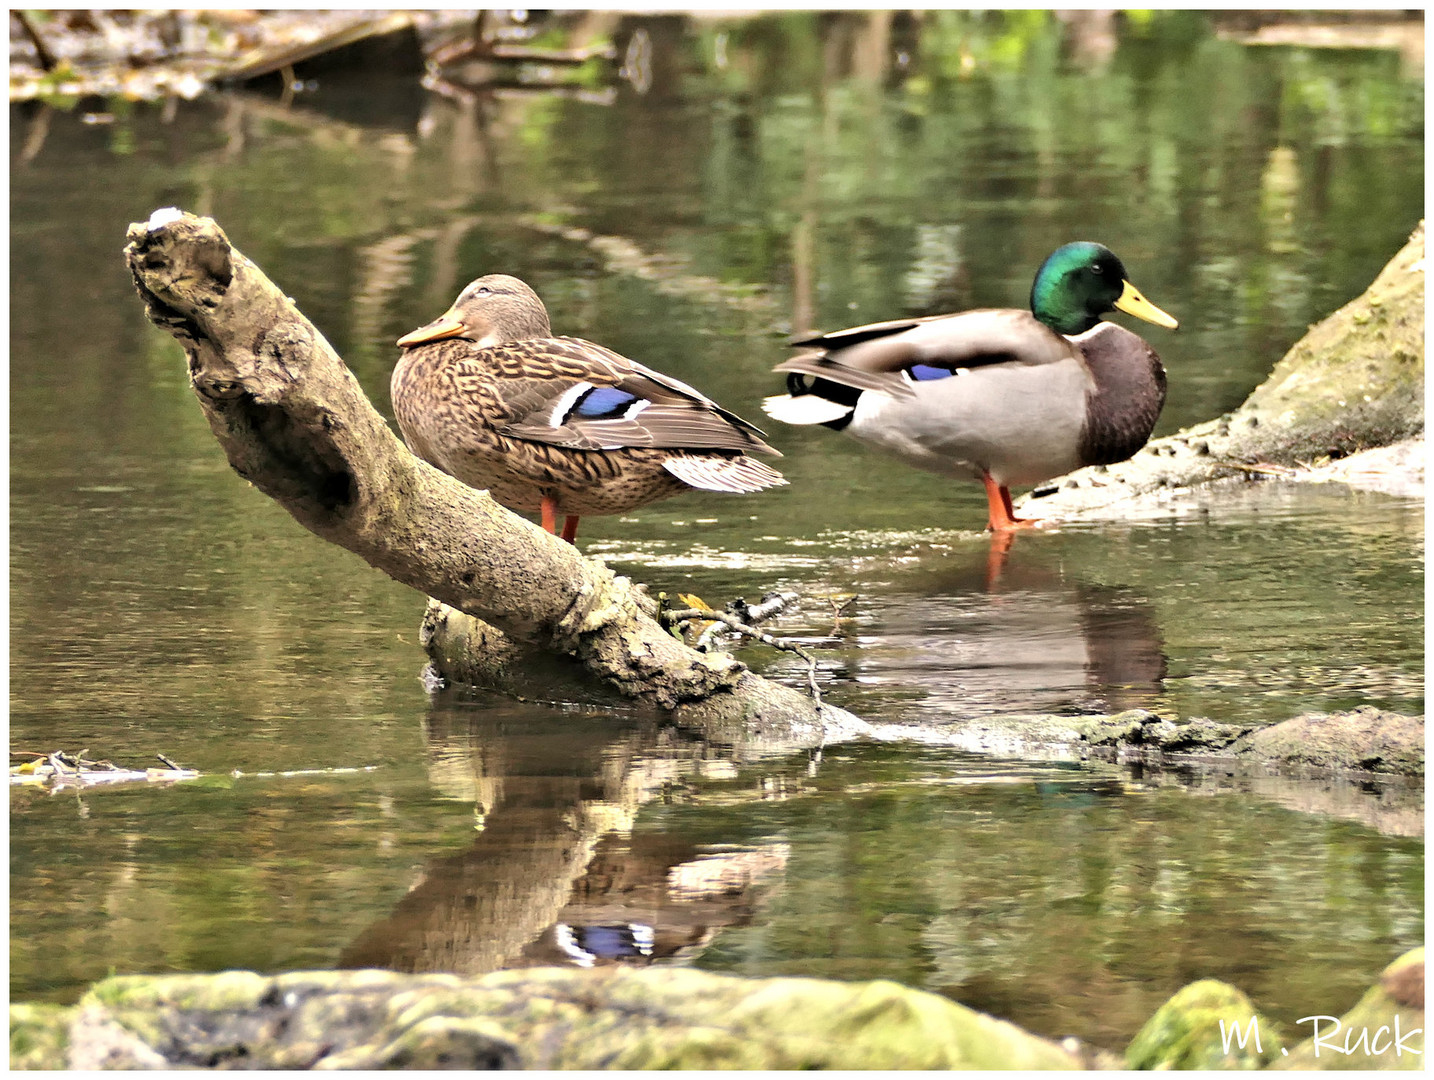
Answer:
(833, 533, 1167, 719)
(340, 701, 787, 978)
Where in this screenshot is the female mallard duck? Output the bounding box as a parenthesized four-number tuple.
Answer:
(392, 274, 786, 543)
(762, 242, 1178, 532)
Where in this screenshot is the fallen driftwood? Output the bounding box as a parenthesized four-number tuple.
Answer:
(1021, 220, 1424, 520)
(123, 209, 864, 749)
(9, 750, 198, 790)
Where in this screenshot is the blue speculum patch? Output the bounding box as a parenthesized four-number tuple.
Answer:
(573, 386, 640, 419)
(909, 364, 955, 381)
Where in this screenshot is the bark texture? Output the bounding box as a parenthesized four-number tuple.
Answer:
(123, 210, 863, 746)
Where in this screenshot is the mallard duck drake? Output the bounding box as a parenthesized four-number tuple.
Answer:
(391, 274, 786, 543)
(762, 242, 1178, 532)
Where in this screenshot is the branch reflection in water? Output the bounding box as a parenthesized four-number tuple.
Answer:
(339, 532, 1169, 982)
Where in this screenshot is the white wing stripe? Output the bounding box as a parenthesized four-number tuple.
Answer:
(549, 381, 595, 427)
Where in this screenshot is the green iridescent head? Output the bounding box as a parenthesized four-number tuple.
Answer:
(1029, 242, 1178, 336)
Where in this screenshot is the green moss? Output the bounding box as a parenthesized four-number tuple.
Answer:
(9, 1003, 72, 1070)
(88, 970, 271, 1013)
(1276, 948, 1425, 1070)
(1126, 979, 1285, 1069)
(348, 1016, 520, 1069)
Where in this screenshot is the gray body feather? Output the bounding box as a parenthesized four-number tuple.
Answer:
(766, 310, 1166, 489)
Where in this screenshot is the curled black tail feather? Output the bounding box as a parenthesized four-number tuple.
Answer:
(785, 373, 860, 430)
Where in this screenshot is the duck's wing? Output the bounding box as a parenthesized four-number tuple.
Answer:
(483, 337, 779, 455)
(776, 309, 1077, 398)
(788, 314, 944, 349)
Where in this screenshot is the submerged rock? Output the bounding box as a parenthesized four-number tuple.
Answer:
(874, 706, 1424, 778)
(1234, 706, 1424, 776)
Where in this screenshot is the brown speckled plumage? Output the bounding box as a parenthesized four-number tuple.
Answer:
(391, 275, 785, 533)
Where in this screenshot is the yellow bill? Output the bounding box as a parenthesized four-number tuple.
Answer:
(396, 309, 467, 347)
(1114, 280, 1179, 329)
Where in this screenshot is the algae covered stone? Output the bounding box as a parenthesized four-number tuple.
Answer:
(10, 965, 1085, 1070)
(1274, 947, 1424, 1070)
(9, 1003, 71, 1071)
(1126, 978, 1285, 1069)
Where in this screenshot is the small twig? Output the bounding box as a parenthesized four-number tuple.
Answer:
(801, 655, 823, 711)
(694, 618, 727, 654)
(664, 607, 823, 711)
(156, 753, 182, 770)
(743, 591, 799, 624)
(13, 11, 58, 73)
(1223, 460, 1299, 477)
(487, 42, 617, 64)
(695, 590, 798, 652)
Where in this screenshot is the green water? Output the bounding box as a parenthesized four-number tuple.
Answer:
(9, 10, 1423, 1052)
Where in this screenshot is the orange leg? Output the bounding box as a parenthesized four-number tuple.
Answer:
(981, 472, 1039, 532)
(985, 529, 1015, 589)
(560, 515, 581, 544)
(540, 495, 559, 534)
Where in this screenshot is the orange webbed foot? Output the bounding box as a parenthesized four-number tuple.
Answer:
(982, 473, 1044, 532)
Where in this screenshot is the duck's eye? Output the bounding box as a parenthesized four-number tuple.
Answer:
(1089, 264, 1104, 275)
(474, 285, 492, 296)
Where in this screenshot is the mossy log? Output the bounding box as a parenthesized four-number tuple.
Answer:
(123, 209, 865, 746)
(1022, 220, 1424, 519)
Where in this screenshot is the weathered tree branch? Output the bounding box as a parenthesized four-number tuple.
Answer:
(123, 209, 867, 747)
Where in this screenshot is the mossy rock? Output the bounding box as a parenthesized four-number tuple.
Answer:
(1237, 707, 1424, 776)
(1272, 947, 1425, 1070)
(9, 1003, 71, 1070)
(13, 965, 1083, 1070)
(1126, 978, 1286, 1069)
(1233, 221, 1424, 462)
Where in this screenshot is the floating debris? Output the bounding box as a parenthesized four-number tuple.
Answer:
(661, 591, 825, 710)
(10, 749, 198, 790)
(10, 749, 383, 790)
(229, 766, 381, 779)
